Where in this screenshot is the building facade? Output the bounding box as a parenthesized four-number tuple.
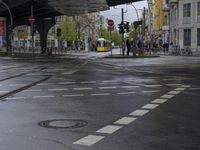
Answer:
(169, 0, 200, 51)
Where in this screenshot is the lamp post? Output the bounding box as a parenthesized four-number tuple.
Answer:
(0, 0, 13, 56)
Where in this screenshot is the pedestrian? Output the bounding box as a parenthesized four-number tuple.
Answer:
(126, 39, 131, 56)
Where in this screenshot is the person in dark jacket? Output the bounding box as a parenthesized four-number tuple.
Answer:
(126, 39, 131, 56)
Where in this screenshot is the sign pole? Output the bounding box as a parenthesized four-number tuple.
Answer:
(31, 4, 34, 56)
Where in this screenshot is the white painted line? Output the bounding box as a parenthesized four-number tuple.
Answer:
(9, 84, 25, 86)
(114, 117, 137, 125)
(63, 94, 84, 97)
(58, 82, 76, 85)
(96, 125, 122, 134)
(129, 109, 150, 116)
(24, 89, 42, 92)
(48, 88, 68, 91)
(91, 93, 110, 96)
(81, 81, 96, 84)
(98, 87, 117, 90)
(142, 104, 159, 109)
(121, 86, 139, 89)
(33, 95, 55, 98)
(181, 85, 191, 88)
(73, 87, 93, 90)
(163, 79, 177, 81)
(73, 135, 105, 146)
(174, 88, 186, 91)
(37, 83, 54, 86)
(160, 94, 175, 99)
(0, 91, 9, 93)
(62, 71, 77, 75)
(102, 80, 117, 83)
(152, 99, 168, 104)
(144, 85, 162, 87)
(143, 90, 160, 93)
(168, 91, 181, 95)
(166, 84, 182, 86)
(117, 92, 136, 95)
(190, 88, 200, 90)
(6, 97, 26, 100)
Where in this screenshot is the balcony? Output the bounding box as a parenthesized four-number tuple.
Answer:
(163, 4, 170, 11)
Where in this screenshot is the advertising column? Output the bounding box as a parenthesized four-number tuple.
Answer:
(0, 17, 6, 51)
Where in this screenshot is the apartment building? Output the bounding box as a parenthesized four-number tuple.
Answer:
(169, 0, 200, 51)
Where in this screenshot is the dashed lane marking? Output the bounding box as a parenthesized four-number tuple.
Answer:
(160, 94, 175, 99)
(141, 104, 159, 109)
(73, 135, 105, 147)
(189, 88, 200, 90)
(5, 97, 26, 100)
(81, 81, 96, 84)
(102, 80, 117, 83)
(73, 87, 93, 90)
(58, 82, 76, 85)
(129, 109, 150, 116)
(91, 93, 110, 96)
(117, 92, 136, 95)
(114, 117, 137, 125)
(33, 95, 55, 98)
(168, 91, 181, 95)
(143, 90, 160, 93)
(24, 89, 42, 92)
(151, 99, 168, 104)
(174, 88, 187, 91)
(96, 125, 122, 134)
(144, 85, 162, 88)
(166, 84, 182, 86)
(62, 94, 84, 97)
(48, 88, 68, 91)
(121, 86, 139, 89)
(98, 87, 117, 90)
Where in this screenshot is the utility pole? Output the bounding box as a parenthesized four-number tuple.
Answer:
(121, 8, 125, 56)
(31, 4, 34, 56)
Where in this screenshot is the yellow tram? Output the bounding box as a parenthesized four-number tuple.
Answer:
(96, 38, 111, 52)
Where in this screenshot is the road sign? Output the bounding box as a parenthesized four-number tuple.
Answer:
(29, 16, 35, 23)
(107, 19, 114, 27)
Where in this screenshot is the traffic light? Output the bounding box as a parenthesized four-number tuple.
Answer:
(118, 23, 124, 34)
(8, 25, 12, 33)
(124, 22, 130, 33)
(56, 28, 61, 37)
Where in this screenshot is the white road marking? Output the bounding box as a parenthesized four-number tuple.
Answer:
(98, 87, 117, 90)
(48, 88, 68, 91)
(24, 89, 42, 92)
(33, 95, 55, 98)
(6, 97, 26, 100)
(0, 91, 9, 93)
(63, 94, 84, 97)
(37, 83, 53, 86)
(152, 99, 168, 104)
(168, 91, 181, 95)
(102, 80, 117, 83)
(143, 90, 160, 93)
(190, 88, 200, 90)
(144, 85, 162, 87)
(129, 109, 150, 116)
(62, 70, 77, 75)
(181, 85, 191, 88)
(58, 82, 76, 85)
(142, 104, 159, 109)
(174, 88, 186, 91)
(73, 135, 105, 146)
(91, 93, 110, 96)
(166, 84, 182, 86)
(81, 81, 96, 84)
(73, 87, 93, 90)
(114, 117, 137, 125)
(96, 125, 122, 134)
(9, 84, 25, 86)
(160, 94, 175, 99)
(117, 92, 136, 95)
(121, 86, 139, 89)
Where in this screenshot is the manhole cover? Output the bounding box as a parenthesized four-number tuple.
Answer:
(38, 119, 88, 129)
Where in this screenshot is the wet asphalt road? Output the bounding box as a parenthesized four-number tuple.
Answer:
(0, 55, 200, 150)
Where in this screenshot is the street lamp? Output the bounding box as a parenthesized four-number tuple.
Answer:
(0, 0, 13, 56)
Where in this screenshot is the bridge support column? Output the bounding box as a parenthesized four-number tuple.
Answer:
(36, 17, 56, 54)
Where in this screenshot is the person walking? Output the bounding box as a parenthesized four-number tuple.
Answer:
(126, 39, 131, 56)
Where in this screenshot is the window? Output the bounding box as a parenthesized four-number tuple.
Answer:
(197, 2, 200, 22)
(184, 29, 191, 46)
(183, 3, 191, 24)
(197, 29, 200, 46)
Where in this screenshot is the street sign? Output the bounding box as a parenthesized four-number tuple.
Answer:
(29, 16, 35, 23)
(107, 19, 114, 27)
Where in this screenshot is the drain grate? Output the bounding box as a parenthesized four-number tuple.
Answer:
(38, 119, 88, 129)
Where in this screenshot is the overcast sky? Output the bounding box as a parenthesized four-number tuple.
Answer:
(100, 0, 148, 25)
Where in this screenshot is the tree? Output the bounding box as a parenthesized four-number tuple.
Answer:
(60, 17, 77, 44)
(111, 31, 122, 46)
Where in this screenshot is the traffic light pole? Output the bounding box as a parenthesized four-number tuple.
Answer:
(121, 8, 125, 56)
